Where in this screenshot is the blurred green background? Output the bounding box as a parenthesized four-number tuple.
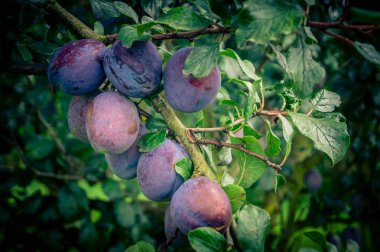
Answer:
(0, 0, 379, 251)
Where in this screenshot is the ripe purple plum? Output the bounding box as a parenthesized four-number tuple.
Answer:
(164, 47, 221, 113)
(164, 207, 188, 246)
(67, 94, 97, 142)
(304, 169, 323, 191)
(170, 177, 232, 235)
(105, 123, 147, 179)
(137, 139, 187, 201)
(86, 91, 139, 154)
(48, 39, 106, 95)
(103, 40, 162, 98)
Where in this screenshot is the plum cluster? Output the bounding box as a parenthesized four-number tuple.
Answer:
(48, 38, 229, 246)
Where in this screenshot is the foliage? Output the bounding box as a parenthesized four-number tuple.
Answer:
(1, 0, 379, 251)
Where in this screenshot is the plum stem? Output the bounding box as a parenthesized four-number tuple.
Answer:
(150, 95, 216, 179)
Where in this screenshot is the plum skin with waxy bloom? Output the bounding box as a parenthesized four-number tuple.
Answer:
(105, 123, 147, 179)
(85, 91, 139, 155)
(103, 40, 162, 98)
(164, 47, 221, 113)
(169, 176, 232, 235)
(48, 39, 106, 95)
(137, 139, 188, 201)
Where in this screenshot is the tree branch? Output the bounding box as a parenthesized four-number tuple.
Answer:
(8, 63, 48, 76)
(319, 29, 354, 46)
(42, 0, 104, 41)
(150, 95, 215, 179)
(186, 132, 281, 170)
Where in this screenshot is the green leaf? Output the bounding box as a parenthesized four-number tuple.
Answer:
(288, 42, 325, 98)
(114, 200, 136, 228)
(304, 27, 318, 44)
(236, 205, 270, 252)
(350, 8, 380, 24)
(93, 21, 104, 35)
(146, 116, 167, 131)
(28, 41, 59, 56)
(183, 43, 220, 78)
(25, 135, 54, 160)
(140, 0, 162, 18)
(58, 183, 89, 221)
(220, 49, 260, 80)
(156, 7, 212, 31)
(289, 112, 350, 165)
(278, 114, 294, 163)
(243, 125, 262, 139)
(220, 169, 234, 186)
(218, 146, 232, 166)
(274, 173, 286, 194)
(188, 227, 227, 252)
(175, 157, 193, 180)
(138, 129, 166, 152)
(125, 241, 155, 252)
(16, 44, 33, 61)
(230, 136, 267, 188)
(118, 26, 138, 48)
(89, 0, 120, 20)
(114, 1, 139, 23)
(354, 42, 380, 66)
(269, 43, 292, 79)
(304, 231, 327, 251)
(223, 184, 246, 213)
(201, 146, 217, 173)
(264, 120, 281, 157)
(310, 89, 341, 113)
(194, 110, 204, 127)
(236, 0, 304, 45)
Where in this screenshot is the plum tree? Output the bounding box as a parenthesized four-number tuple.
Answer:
(105, 123, 147, 179)
(47, 39, 106, 95)
(169, 176, 232, 235)
(137, 139, 187, 201)
(163, 47, 221, 113)
(86, 91, 139, 154)
(67, 94, 97, 143)
(304, 169, 323, 191)
(103, 40, 162, 98)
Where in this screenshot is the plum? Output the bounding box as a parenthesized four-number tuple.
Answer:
(170, 176, 232, 235)
(86, 91, 139, 154)
(304, 168, 323, 191)
(103, 40, 162, 98)
(48, 39, 106, 95)
(137, 139, 187, 201)
(163, 47, 221, 113)
(164, 207, 188, 246)
(105, 123, 147, 179)
(67, 95, 96, 142)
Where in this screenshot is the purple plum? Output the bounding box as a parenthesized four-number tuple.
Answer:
(86, 91, 139, 154)
(304, 168, 323, 191)
(103, 40, 162, 98)
(170, 176, 232, 235)
(48, 39, 106, 95)
(164, 207, 188, 246)
(67, 94, 98, 142)
(137, 139, 187, 201)
(163, 47, 221, 113)
(105, 123, 147, 179)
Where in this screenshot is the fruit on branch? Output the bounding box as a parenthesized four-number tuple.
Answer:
(164, 207, 188, 246)
(48, 39, 106, 95)
(86, 91, 139, 154)
(137, 139, 187, 201)
(342, 227, 361, 243)
(170, 176, 232, 235)
(304, 168, 323, 191)
(103, 40, 162, 98)
(67, 94, 97, 142)
(164, 47, 221, 113)
(105, 123, 147, 179)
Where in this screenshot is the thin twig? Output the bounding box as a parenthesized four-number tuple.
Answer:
(319, 29, 354, 46)
(189, 136, 281, 170)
